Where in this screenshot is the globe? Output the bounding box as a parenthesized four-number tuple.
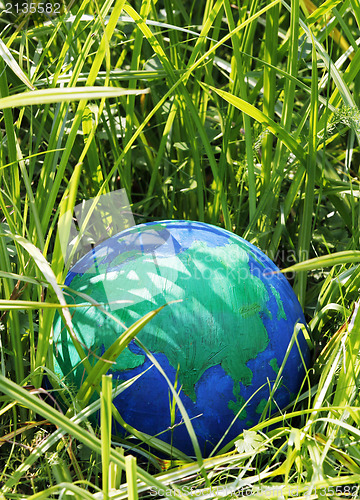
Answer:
(53, 220, 310, 456)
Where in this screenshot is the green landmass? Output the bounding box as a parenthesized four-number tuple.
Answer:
(63, 239, 272, 412)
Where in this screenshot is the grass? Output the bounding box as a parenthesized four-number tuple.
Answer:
(1, 0, 360, 496)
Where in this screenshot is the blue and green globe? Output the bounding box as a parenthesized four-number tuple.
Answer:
(53, 220, 310, 456)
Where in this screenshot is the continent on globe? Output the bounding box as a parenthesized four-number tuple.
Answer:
(53, 220, 310, 456)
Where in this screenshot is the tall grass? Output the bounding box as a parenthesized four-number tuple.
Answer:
(1, 0, 360, 497)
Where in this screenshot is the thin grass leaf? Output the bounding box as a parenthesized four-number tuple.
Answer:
(125, 455, 139, 500)
(306, 0, 342, 25)
(0, 299, 88, 309)
(122, 0, 151, 195)
(297, 4, 357, 120)
(1, 371, 148, 491)
(101, 375, 113, 500)
(0, 38, 35, 91)
(1, 230, 92, 387)
(96, 0, 283, 228)
(35, 0, 126, 243)
(109, 404, 191, 461)
(280, 251, 360, 273)
(122, 3, 227, 225)
(206, 85, 306, 165)
(0, 230, 24, 384)
(0, 374, 188, 499)
(332, 301, 360, 408)
(0, 86, 150, 109)
(223, 0, 257, 221)
(261, 1, 279, 193)
(34, 163, 84, 383)
(295, 30, 318, 306)
(75, 304, 168, 407)
(24, 483, 95, 500)
(134, 338, 210, 485)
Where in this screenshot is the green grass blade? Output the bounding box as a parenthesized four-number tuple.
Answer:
(101, 375, 113, 500)
(122, 0, 151, 195)
(280, 250, 360, 273)
(0, 375, 186, 499)
(206, 84, 306, 166)
(0, 87, 150, 109)
(261, 1, 280, 193)
(1, 373, 147, 491)
(75, 304, 168, 407)
(1, 229, 92, 386)
(0, 38, 35, 91)
(223, 0, 257, 221)
(134, 338, 210, 485)
(125, 455, 139, 500)
(332, 301, 360, 409)
(294, 30, 318, 306)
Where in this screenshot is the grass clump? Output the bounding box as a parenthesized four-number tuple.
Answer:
(1, 0, 360, 497)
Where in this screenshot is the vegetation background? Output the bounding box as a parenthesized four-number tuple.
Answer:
(1, 0, 360, 497)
